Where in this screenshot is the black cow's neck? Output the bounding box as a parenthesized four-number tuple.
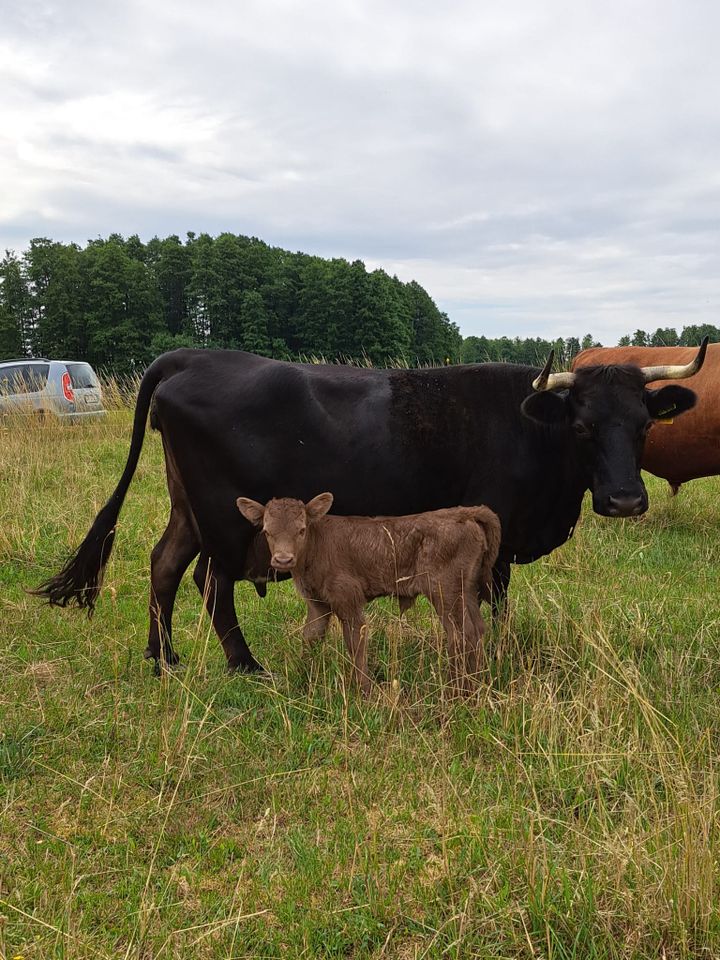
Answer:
(500, 421, 588, 563)
(455, 364, 590, 564)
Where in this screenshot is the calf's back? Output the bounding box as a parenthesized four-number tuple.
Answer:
(303, 505, 501, 601)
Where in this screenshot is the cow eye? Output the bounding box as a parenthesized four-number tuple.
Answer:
(573, 422, 592, 440)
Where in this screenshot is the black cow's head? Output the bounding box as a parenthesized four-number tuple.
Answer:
(521, 339, 707, 517)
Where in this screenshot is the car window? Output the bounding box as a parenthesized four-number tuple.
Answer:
(66, 363, 99, 389)
(0, 363, 50, 394)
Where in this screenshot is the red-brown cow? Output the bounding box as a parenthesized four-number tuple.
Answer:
(236, 494, 501, 694)
(572, 342, 717, 493)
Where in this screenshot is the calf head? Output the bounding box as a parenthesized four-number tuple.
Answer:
(521, 339, 707, 517)
(237, 493, 334, 570)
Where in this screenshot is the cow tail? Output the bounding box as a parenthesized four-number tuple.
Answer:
(473, 506, 502, 601)
(32, 357, 168, 614)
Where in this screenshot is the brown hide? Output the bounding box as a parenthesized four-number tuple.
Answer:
(239, 497, 501, 694)
(572, 343, 720, 489)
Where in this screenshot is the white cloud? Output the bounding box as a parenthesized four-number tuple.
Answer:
(2, 0, 720, 342)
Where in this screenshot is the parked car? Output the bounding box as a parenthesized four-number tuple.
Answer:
(0, 358, 106, 421)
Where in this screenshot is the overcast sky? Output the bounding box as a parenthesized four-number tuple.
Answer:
(2, 0, 719, 343)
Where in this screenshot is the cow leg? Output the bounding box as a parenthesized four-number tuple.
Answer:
(303, 599, 332, 650)
(490, 560, 511, 618)
(339, 614, 371, 696)
(193, 554, 265, 673)
(145, 508, 199, 667)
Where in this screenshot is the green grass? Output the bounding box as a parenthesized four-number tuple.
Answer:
(1, 407, 719, 958)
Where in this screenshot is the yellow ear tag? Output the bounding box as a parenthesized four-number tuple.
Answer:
(657, 418, 674, 424)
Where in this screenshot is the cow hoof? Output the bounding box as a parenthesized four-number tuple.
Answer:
(230, 666, 277, 686)
(144, 646, 180, 664)
(228, 660, 268, 676)
(144, 648, 182, 676)
(150, 660, 184, 677)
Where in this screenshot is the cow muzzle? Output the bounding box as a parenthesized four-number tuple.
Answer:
(594, 487, 648, 518)
(271, 553, 296, 571)
(606, 494, 646, 517)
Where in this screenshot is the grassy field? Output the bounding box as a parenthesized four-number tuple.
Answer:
(1, 403, 719, 959)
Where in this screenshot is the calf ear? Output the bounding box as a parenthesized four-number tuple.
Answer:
(521, 391, 568, 425)
(236, 497, 266, 526)
(645, 384, 697, 420)
(306, 492, 334, 518)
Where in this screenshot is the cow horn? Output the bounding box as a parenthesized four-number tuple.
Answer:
(532, 351, 576, 392)
(639, 336, 709, 384)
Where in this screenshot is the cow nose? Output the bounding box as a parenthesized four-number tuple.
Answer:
(272, 553, 295, 569)
(607, 494, 645, 517)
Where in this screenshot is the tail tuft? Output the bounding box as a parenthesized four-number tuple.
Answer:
(29, 353, 170, 616)
(31, 502, 119, 615)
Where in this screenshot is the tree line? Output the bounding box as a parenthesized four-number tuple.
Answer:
(617, 326, 720, 348)
(1, 233, 717, 371)
(461, 324, 720, 366)
(461, 334, 602, 367)
(0, 233, 462, 371)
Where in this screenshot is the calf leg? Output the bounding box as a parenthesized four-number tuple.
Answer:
(464, 597, 487, 677)
(193, 554, 265, 673)
(339, 614, 371, 696)
(428, 587, 479, 695)
(145, 508, 199, 666)
(303, 599, 332, 650)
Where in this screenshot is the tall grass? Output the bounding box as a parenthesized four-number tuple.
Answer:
(0, 405, 719, 958)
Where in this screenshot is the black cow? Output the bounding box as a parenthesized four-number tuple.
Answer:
(35, 342, 707, 672)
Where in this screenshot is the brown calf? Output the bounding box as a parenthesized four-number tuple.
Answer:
(236, 494, 501, 694)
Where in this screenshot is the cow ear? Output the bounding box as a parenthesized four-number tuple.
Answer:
(306, 492, 333, 519)
(645, 384, 697, 420)
(520, 391, 568, 425)
(236, 497, 266, 526)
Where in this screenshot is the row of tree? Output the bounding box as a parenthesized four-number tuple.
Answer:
(460, 334, 602, 367)
(0, 233, 462, 371)
(460, 324, 719, 367)
(618, 326, 720, 348)
(1, 233, 716, 371)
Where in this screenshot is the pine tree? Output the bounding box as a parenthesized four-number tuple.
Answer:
(0, 251, 28, 359)
(239, 290, 271, 355)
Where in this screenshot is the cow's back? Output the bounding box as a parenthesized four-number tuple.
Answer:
(148, 349, 584, 572)
(150, 352, 483, 576)
(573, 344, 720, 486)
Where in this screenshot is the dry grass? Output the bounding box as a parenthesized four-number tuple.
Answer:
(1, 401, 719, 958)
